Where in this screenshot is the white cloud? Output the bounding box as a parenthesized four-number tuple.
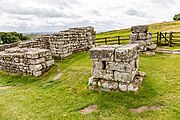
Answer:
(0, 0, 180, 33)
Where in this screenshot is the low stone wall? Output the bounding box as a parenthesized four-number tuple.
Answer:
(130, 25, 156, 51)
(18, 38, 49, 49)
(17, 26, 96, 59)
(88, 44, 145, 92)
(0, 42, 19, 51)
(0, 26, 95, 76)
(46, 26, 96, 59)
(0, 47, 54, 77)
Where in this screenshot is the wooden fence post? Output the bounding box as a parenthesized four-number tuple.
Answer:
(159, 32, 162, 46)
(165, 32, 167, 45)
(105, 38, 107, 44)
(169, 32, 173, 47)
(118, 36, 120, 45)
(157, 32, 159, 45)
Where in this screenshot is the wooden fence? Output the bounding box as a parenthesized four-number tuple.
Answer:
(95, 32, 180, 47)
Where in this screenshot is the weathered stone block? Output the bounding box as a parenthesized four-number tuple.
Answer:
(131, 25, 148, 33)
(128, 83, 138, 91)
(29, 64, 42, 71)
(92, 61, 103, 70)
(138, 33, 147, 40)
(115, 44, 138, 62)
(114, 71, 134, 83)
(90, 47, 115, 61)
(130, 33, 138, 43)
(119, 83, 128, 92)
(98, 80, 118, 91)
(33, 71, 42, 77)
(46, 60, 54, 67)
(106, 61, 135, 72)
(92, 69, 113, 80)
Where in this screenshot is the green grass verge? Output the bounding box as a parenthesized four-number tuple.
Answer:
(0, 52, 180, 120)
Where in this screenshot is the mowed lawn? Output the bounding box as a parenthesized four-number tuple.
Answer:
(0, 52, 180, 120)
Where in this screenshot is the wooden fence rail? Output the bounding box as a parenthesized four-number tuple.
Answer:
(95, 32, 180, 47)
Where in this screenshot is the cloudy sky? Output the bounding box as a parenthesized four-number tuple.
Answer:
(0, 0, 180, 33)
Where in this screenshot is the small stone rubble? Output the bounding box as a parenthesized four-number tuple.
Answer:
(0, 47, 54, 77)
(130, 25, 157, 52)
(88, 44, 145, 92)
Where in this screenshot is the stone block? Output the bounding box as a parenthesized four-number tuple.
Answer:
(127, 83, 138, 91)
(119, 83, 128, 92)
(33, 71, 42, 77)
(138, 33, 147, 40)
(147, 44, 157, 50)
(114, 71, 134, 83)
(130, 33, 138, 43)
(131, 25, 148, 33)
(89, 47, 115, 61)
(46, 60, 54, 67)
(88, 77, 98, 86)
(92, 69, 113, 80)
(106, 61, 135, 72)
(92, 61, 103, 70)
(98, 80, 118, 91)
(29, 64, 42, 71)
(115, 44, 138, 62)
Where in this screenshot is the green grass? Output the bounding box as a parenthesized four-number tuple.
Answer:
(96, 21, 180, 38)
(0, 52, 180, 120)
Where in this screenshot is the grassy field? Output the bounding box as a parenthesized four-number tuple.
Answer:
(96, 20, 180, 38)
(0, 52, 180, 120)
(96, 21, 180, 47)
(0, 21, 180, 119)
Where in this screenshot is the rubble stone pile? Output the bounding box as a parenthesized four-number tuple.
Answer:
(130, 25, 157, 52)
(0, 47, 54, 77)
(88, 44, 145, 92)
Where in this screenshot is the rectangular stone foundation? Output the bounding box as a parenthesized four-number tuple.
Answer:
(88, 44, 145, 92)
(0, 47, 54, 77)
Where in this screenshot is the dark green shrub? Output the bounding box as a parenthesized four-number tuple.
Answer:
(173, 13, 180, 21)
(0, 32, 30, 44)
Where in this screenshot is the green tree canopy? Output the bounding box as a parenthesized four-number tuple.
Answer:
(0, 32, 30, 44)
(173, 13, 180, 21)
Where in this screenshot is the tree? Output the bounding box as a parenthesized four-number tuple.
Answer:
(173, 13, 180, 21)
(0, 32, 30, 44)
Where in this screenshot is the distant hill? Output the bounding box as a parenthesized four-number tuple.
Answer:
(96, 21, 180, 38)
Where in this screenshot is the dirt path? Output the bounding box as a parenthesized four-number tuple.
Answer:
(80, 105, 97, 114)
(129, 105, 161, 113)
(0, 86, 12, 90)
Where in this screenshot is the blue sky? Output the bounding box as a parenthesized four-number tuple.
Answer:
(0, 0, 179, 33)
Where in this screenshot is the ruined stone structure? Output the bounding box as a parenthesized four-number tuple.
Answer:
(88, 44, 145, 92)
(130, 25, 157, 52)
(0, 47, 54, 77)
(18, 26, 96, 59)
(0, 26, 96, 76)
(0, 42, 19, 51)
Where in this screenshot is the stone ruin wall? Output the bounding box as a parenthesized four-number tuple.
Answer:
(0, 48, 54, 77)
(0, 42, 19, 52)
(0, 26, 96, 76)
(18, 26, 96, 59)
(129, 25, 157, 52)
(47, 26, 96, 59)
(88, 44, 145, 92)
